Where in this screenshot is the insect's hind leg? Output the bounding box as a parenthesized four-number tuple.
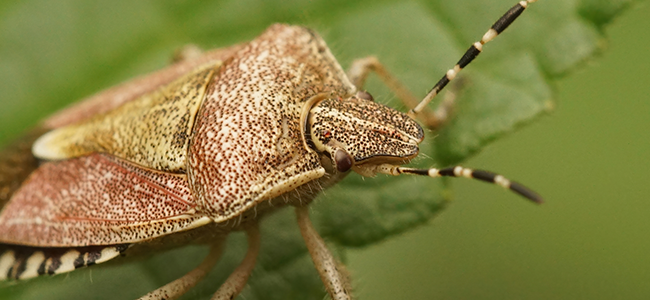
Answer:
(137, 240, 225, 300)
(296, 206, 352, 300)
(347, 56, 452, 130)
(211, 225, 260, 300)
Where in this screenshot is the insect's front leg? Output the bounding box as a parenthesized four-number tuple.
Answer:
(171, 44, 204, 63)
(296, 206, 352, 300)
(347, 56, 453, 130)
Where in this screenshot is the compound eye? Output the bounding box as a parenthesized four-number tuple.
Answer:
(320, 130, 333, 144)
(356, 90, 374, 102)
(334, 149, 353, 173)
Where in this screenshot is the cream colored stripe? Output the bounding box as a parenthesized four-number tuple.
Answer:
(55, 250, 80, 274)
(19, 251, 45, 279)
(0, 251, 16, 280)
(96, 247, 121, 264)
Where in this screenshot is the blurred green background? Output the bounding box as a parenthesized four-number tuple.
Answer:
(347, 3, 650, 300)
(0, 0, 649, 299)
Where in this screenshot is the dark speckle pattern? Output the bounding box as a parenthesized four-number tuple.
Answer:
(309, 96, 423, 163)
(33, 63, 218, 173)
(0, 153, 209, 247)
(188, 25, 356, 220)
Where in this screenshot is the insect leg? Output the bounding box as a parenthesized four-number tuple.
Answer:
(171, 44, 204, 63)
(348, 56, 465, 130)
(348, 56, 447, 129)
(409, 0, 537, 119)
(348, 56, 420, 109)
(137, 241, 225, 300)
(211, 224, 260, 300)
(377, 164, 543, 204)
(296, 206, 352, 300)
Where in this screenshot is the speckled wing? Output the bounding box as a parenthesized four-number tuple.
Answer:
(0, 153, 210, 247)
(188, 24, 357, 220)
(33, 62, 221, 173)
(43, 45, 244, 129)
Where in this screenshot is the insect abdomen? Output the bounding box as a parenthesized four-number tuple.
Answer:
(0, 128, 47, 210)
(0, 244, 129, 280)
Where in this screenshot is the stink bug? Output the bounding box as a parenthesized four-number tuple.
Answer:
(0, 1, 543, 299)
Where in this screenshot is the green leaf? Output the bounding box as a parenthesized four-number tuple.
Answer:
(0, 0, 634, 299)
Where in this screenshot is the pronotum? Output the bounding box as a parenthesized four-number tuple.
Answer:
(0, 1, 542, 299)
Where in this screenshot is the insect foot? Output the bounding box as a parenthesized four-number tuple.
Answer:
(0, 0, 541, 299)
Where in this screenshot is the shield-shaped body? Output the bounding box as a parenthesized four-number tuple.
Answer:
(0, 2, 542, 297)
(0, 24, 359, 279)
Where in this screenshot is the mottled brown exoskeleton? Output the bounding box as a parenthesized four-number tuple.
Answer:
(0, 1, 541, 299)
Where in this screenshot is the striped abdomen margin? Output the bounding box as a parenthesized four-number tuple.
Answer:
(0, 244, 129, 280)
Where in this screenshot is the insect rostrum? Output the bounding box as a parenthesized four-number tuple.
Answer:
(0, 1, 540, 299)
